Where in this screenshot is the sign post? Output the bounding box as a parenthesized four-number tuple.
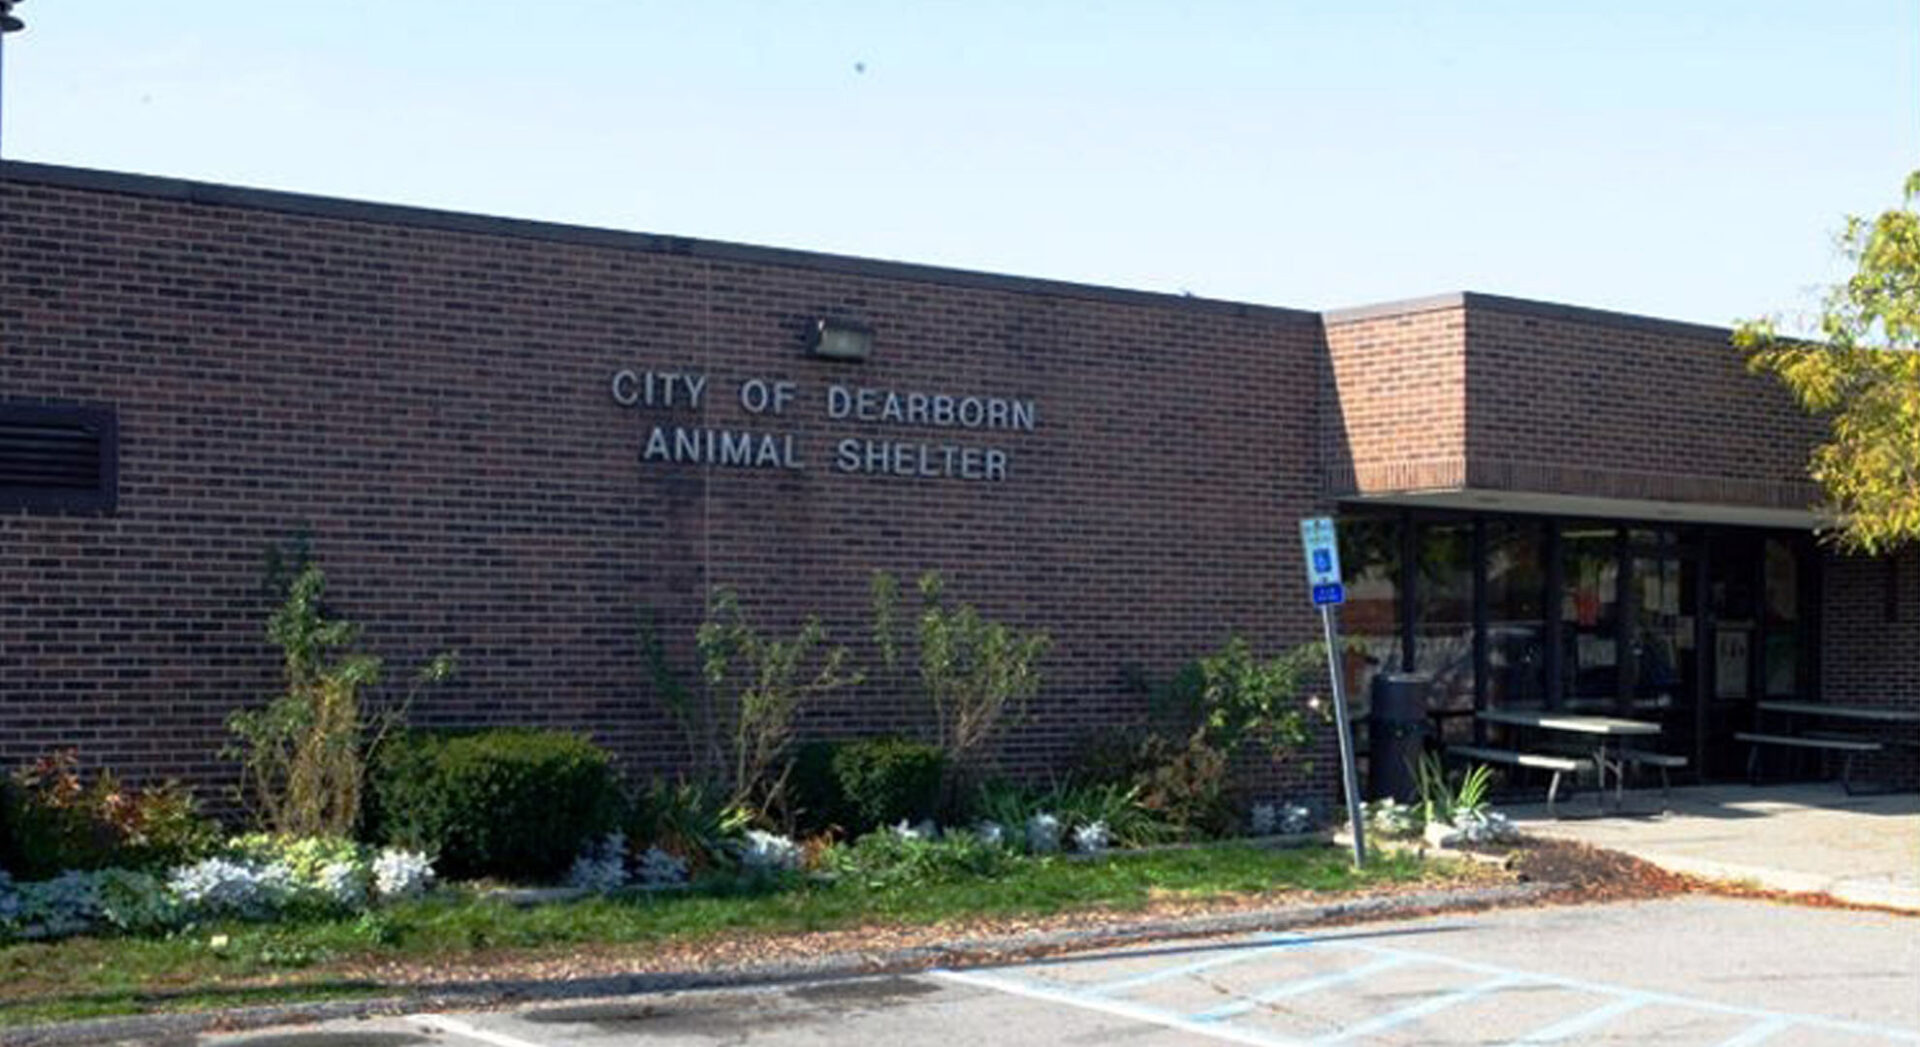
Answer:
(1299, 517, 1366, 867)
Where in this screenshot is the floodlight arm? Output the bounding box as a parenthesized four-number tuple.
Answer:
(0, 0, 23, 161)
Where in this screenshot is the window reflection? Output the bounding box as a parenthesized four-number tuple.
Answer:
(1560, 524, 1620, 710)
(1413, 521, 1474, 716)
(1764, 539, 1800, 697)
(1337, 515, 1403, 711)
(1485, 520, 1546, 710)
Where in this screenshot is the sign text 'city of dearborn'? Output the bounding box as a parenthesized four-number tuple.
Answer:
(610, 370, 1038, 482)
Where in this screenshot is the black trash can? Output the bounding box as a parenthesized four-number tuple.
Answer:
(1368, 673, 1432, 803)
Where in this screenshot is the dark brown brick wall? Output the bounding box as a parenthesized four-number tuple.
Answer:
(1462, 302, 1823, 510)
(1322, 294, 1823, 511)
(1821, 545, 1920, 786)
(0, 165, 1336, 803)
(1321, 301, 1468, 496)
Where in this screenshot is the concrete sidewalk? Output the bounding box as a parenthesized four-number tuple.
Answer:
(1504, 783, 1920, 912)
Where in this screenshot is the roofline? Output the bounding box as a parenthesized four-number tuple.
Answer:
(0, 160, 1319, 324)
(1324, 291, 1734, 342)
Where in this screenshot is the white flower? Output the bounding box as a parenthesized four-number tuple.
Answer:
(889, 819, 937, 841)
(974, 821, 1006, 849)
(739, 830, 802, 874)
(1280, 803, 1315, 836)
(637, 846, 689, 887)
(371, 849, 436, 900)
(567, 832, 630, 893)
(167, 857, 295, 919)
(1454, 809, 1520, 845)
(1071, 820, 1111, 854)
(1366, 798, 1419, 838)
(314, 861, 369, 909)
(1025, 813, 1062, 854)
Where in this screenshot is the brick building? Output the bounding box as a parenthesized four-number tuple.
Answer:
(3, 161, 1914, 800)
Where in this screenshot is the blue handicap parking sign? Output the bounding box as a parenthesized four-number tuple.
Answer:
(1312, 583, 1345, 606)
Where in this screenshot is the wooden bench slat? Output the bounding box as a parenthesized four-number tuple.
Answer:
(1734, 732, 1881, 753)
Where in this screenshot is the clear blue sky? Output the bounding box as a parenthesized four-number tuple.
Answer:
(5, 2, 1915, 329)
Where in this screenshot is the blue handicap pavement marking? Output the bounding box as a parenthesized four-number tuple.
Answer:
(931, 929, 1920, 1046)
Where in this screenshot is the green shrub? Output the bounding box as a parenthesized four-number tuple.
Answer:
(786, 741, 851, 835)
(1133, 734, 1236, 841)
(368, 729, 625, 882)
(829, 737, 946, 833)
(1, 750, 219, 879)
(821, 829, 1011, 889)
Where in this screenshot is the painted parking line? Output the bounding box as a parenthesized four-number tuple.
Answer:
(1190, 955, 1410, 1023)
(935, 931, 1920, 1046)
(1509, 994, 1649, 1044)
(1319, 973, 1529, 1044)
(934, 965, 1311, 1047)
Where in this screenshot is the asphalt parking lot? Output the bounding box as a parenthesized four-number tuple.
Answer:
(192, 896, 1919, 1046)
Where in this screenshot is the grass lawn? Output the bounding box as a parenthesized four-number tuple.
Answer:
(0, 843, 1490, 1028)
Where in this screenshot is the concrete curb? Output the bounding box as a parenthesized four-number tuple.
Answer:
(1612, 850, 1920, 914)
(0, 882, 1556, 1046)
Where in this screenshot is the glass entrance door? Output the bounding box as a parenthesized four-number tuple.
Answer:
(1628, 531, 1698, 771)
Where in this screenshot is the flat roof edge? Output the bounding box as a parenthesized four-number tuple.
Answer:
(1, 160, 1320, 324)
(1325, 291, 1735, 342)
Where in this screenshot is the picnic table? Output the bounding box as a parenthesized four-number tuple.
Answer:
(1461, 709, 1673, 814)
(1739, 701, 1920, 794)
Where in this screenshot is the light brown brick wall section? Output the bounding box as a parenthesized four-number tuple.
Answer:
(1320, 305, 1468, 495)
(0, 172, 1335, 804)
(1820, 545, 1920, 787)
(1462, 306, 1823, 510)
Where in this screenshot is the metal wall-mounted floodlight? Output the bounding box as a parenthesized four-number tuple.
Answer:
(809, 317, 874, 361)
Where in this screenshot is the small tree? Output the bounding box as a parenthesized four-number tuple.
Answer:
(871, 571, 1051, 790)
(1737, 170, 1920, 554)
(693, 588, 861, 823)
(228, 553, 452, 838)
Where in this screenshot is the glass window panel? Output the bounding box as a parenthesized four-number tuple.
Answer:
(1560, 523, 1619, 709)
(1763, 538, 1802, 696)
(1630, 553, 1683, 708)
(1413, 520, 1475, 715)
(1764, 539, 1799, 625)
(1337, 514, 1403, 712)
(1485, 519, 1546, 710)
(1711, 532, 1761, 702)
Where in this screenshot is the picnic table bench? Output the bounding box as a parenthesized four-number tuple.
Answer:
(1448, 710, 1678, 817)
(1443, 744, 1591, 818)
(1740, 701, 1919, 794)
